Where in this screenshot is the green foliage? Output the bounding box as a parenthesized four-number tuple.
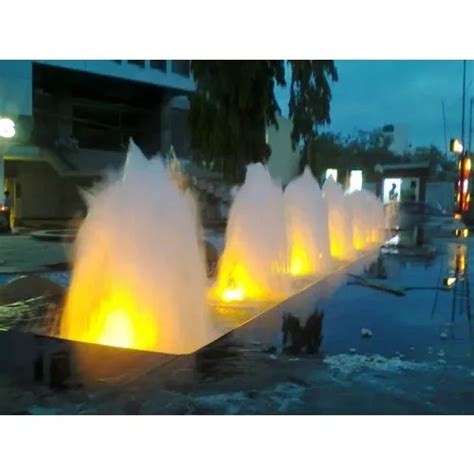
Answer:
(309, 130, 398, 181)
(309, 131, 453, 182)
(188, 60, 337, 182)
(287, 60, 338, 148)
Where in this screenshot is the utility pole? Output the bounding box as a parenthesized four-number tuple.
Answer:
(462, 60, 467, 146)
(469, 97, 473, 153)
(442, 100, 448, 158)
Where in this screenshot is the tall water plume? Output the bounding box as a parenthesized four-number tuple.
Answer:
(60, 140, 212, 354)
(284, 167, 331, 276)
(211, 163, 289, 302)
(322, 176, 355, 260)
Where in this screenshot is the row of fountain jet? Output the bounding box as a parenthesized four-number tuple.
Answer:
(60, 141, 385, 354)
(213, 162, 385, 303)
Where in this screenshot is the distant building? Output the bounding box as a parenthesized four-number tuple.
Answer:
(375, 161, 430, 203)
(0, 60, 193, 222)
(381, 124, 410, 155)
(266, 116, 300, 186)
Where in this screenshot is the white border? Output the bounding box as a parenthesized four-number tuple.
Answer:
(1, 0, 474, 58)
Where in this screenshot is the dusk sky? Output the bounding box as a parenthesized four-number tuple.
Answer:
(277, 60, 473, 152)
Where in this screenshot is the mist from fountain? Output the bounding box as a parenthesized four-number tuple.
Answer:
(60, 140, 213, 354)
(211, 162, 290, 302)
(284, 167, 332, 276)
(322, 176, 356, 260)
(348, 189, 386, 250)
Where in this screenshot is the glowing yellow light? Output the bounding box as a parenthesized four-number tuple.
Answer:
(455, 228, 469, 238)
(451, 138, 464, 155)
(444, 276, 456, 287)
(98, 308, 134, 349)
(61, 277, 159, 351)
(211, 256, 287, 303)
(289, 251, 311, 276)
(455, 213, 462, 220)
(466, 158, 472, 173)
(290, 256, 304, 275)
(288, 231, 314, 276)
(221, 287, 244, 302)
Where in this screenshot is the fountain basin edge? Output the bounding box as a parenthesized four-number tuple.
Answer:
(0, 248, 380, 389)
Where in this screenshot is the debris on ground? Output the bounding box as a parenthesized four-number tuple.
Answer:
(324, 353, 429, 376)
(0, 275, 64, 305)
(347, 273, 406, 296)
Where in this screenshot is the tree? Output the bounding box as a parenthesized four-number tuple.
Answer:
(309, 131, 455, 184)
(309, 130, 400, 183)
(410, 145, 456, 180)
(188, 60, 338, 182)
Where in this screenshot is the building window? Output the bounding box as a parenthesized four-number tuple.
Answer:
(150, 60, 167, 72)
(171, 60, 190, 77)
(127, 60, 145, 68)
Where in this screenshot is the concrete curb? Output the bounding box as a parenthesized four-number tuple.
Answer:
(29, 229, 76, 243)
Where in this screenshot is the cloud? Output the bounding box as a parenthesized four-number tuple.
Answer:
(276, 60, 471, 150)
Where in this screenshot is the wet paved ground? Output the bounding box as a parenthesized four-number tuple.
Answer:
(0, 233, 71, 272)
(0, 228, 221, 275)
(112, 233, 474, 415)
(2, 231, 474, 414)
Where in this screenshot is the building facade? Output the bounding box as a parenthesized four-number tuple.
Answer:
(0, 60, 194, 222)
(266, 115, 301, 186)
(381, 124, 410, 155)
(1, 60, 305, 224)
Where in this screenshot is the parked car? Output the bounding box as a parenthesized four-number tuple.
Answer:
(385, 201, 466, 234)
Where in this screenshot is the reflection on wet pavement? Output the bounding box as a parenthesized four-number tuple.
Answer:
(4, 227, 474, 414)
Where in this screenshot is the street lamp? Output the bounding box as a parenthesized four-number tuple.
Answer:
(0, 117, 15, 139)
(0, 117, 16, 210)
(450, 138, 464, 155)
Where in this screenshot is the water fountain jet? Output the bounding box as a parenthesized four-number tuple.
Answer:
(211, 163, 289, 303)
(348, 189, 385, 250)
(284, 167, 331, 276)
(60, 140, 213, 354)
(322, 176, 355, 260)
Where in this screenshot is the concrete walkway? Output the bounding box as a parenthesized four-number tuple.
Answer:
(0, 234, 72, 273)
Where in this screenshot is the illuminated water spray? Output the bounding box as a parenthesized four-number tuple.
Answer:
(211, 163, 290, 302)
(60, 140, 213, 354)
(322, 176, 355, 260)
(348, 189, 385, 250)
(284, 167, 331, 276)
